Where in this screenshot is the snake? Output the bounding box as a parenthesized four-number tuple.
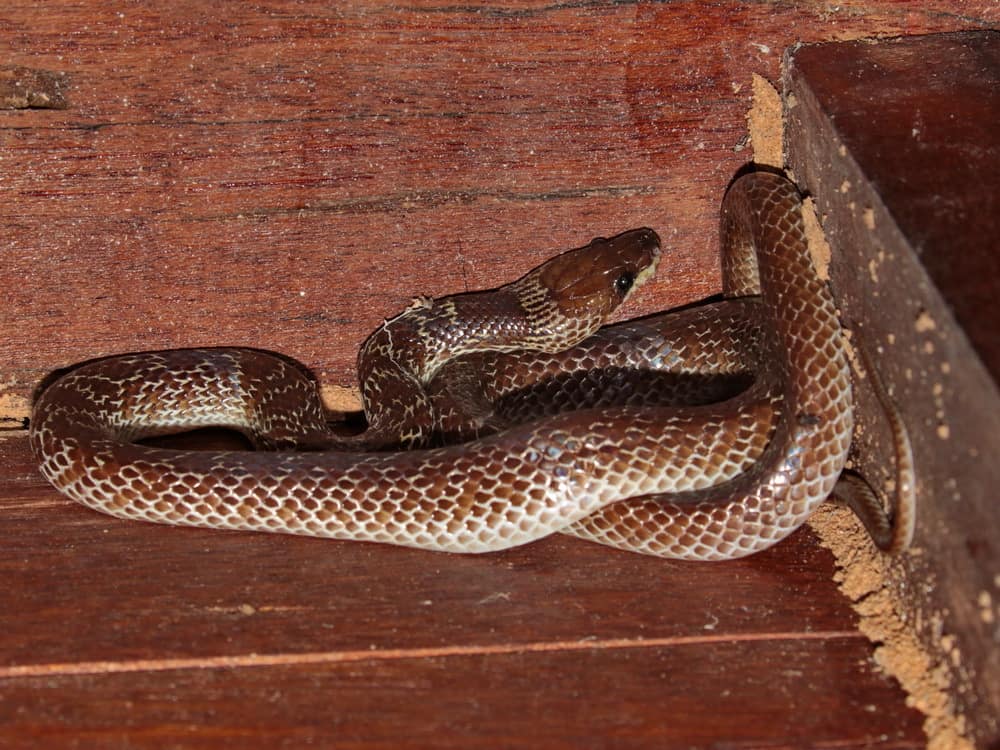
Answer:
(29, 171, 913, 559)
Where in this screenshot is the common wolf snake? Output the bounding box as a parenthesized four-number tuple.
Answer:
(30, 172, 913, 558)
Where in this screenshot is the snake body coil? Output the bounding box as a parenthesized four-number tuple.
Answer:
(30, 172, 861, 558)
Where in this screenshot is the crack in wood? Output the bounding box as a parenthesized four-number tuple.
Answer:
(0, 630, 864, 679)
(191, 184, 657, 221)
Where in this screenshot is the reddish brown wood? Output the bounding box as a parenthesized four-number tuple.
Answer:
(785, 31, 1000, 747)
(0, 641, 918, 750)
(2, 1, 995, 408)
(0, 434, 923, 748)
(790, 31, 1000, 379)
(4, 2, 999, 746)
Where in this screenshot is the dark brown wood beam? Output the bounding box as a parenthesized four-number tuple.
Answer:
(786, 30, 1000, 748)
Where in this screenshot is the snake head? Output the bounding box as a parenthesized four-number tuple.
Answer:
(537, 227, 661, 324)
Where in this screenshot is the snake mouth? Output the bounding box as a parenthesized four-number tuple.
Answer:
(628, 230, 661, 296)
(613, 228, 661, 307)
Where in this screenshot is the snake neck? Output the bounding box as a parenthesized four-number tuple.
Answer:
(353, 288, 556, 448)
(351, 228, 660, 450)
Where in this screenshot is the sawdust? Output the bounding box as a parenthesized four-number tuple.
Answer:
(320, 383, 362, 414)
(801, 197, 832, 282)
(748, 73, 783, 168)
(0, 389, 30, 426)
(809, 507, 974, 750)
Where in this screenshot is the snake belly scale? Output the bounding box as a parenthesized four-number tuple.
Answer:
(30, 172, 872, 558)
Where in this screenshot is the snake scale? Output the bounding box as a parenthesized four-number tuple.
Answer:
(30, 172, 912, 558)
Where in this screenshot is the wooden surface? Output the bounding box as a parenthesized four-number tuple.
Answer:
(0, 434, 924, 748)
(3, 1, 999, 747)
(790, 31, 1000, 380)
(786, 31, 1000, 748)
(2, 1, 997, 411)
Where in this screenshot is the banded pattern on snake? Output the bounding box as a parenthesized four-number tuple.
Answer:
(29, 172, 913, 558)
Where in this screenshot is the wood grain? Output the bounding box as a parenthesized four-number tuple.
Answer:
(3, 2, 998, 746)
(0, 641, 919, 749)
(3, 1, 996, 408)
(0, 434, 924, 747)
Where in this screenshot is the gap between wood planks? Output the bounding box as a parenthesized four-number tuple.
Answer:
(0, 629, 863, 679)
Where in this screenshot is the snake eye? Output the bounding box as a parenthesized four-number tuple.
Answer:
(614, 272, 634, 297)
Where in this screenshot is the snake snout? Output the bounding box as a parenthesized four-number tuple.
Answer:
(616, 227, 662, 297)
(614, 227, 661, 276)
(632, 227, 661, 255)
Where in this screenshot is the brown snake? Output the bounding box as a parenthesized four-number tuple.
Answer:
(30, 172, 913, 558)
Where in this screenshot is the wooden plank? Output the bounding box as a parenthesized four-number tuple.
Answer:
(0, 432, 858, 663)
(1, 433, 924, 748)
(0, 641, 922, 749)
(789, 31, 1000, 379)
(2, 1, 995, 414)
(785, 30, 1000, 748)
(3, 2, 998, 747)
